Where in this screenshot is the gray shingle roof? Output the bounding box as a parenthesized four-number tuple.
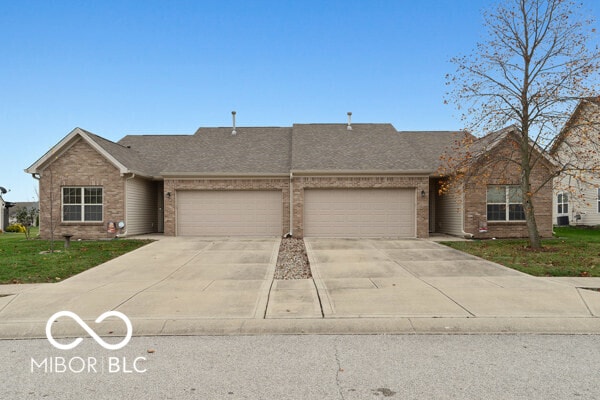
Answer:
(291, 124, 434, 172)
(117, 134, 195, 176)
(119, 127, 293, 175)
(60, 124, 473, 177)
(83, 130, 157, 176)
(397, 131, 467, 171)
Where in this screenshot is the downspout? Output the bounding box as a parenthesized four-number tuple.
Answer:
(287, 172, 293, 237)
(117, 173, 135, 238)
(31, 174, 41, 233)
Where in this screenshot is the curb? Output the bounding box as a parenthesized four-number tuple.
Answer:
(2, 317, 600, 339)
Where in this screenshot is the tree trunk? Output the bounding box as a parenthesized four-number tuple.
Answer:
(523, 188, 542, 249)
(520, 142, 542, 249)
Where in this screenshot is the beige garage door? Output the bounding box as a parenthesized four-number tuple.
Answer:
(304, 189, 415, 237)
(177, 190, 282, 236)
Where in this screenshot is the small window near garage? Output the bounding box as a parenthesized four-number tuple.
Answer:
(62, 187, 103, 222)
(557, 192, 569, 215)
(487, 185, 525, 221)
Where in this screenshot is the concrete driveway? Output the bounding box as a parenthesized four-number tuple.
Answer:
(306, 238, 600, 319)
(1, 236, 600, 337)
(0, 237, 280, 336)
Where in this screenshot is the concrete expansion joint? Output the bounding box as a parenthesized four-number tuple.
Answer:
(312, 278, 325, 318)
(576, 288, 596, 317)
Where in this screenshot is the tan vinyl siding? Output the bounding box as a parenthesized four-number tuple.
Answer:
(126, 177, 158, 235)
(435, 186, 464, 236)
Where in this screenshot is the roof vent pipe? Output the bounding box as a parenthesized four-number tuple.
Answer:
(347, 112, 352, 130)
(231, 111, 237, 135)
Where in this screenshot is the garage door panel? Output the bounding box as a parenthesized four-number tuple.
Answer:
(304, 189, 415, 238)
(177, 191, 282, 236)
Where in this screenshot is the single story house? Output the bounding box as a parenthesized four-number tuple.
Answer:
(25, 115, 554, 240)
(551, 97, 600, 226)
(0, 187, 15, 232)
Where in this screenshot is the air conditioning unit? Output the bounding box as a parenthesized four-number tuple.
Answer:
(556, 216, 569, 226)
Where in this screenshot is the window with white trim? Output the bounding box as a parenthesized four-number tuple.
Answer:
(557, 192, 569, 215)
(487, 186, 525, 221)
(62, 187, 103, 222)
(597, 189, 600, 213)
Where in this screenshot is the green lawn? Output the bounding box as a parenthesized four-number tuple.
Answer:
(0, 229, 153, 284)
(441, 226, 600, 277)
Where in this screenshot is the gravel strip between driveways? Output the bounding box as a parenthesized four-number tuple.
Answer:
(274, 238, 312, 279)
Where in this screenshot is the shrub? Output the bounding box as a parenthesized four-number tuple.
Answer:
(5, 224, 26, 233)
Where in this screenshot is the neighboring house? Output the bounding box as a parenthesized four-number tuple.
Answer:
(8, 202, 39, 225)
(25, 118, 554, 240)
(551, 98, 600, 226)
(0, 197, 4, 231)
(0, 191, 16, 231)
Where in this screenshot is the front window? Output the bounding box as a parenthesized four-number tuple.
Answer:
(62, 187, 103, 222)
(487, 185, 525, 221)
(557, 192, 569, 215)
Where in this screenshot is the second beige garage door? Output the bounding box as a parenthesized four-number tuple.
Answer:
(177, 190, 282, 236)
(304, 189, 415, 237)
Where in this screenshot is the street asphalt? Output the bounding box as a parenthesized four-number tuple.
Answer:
(5, 335, 600, 399)
(1, 236, 600, 338)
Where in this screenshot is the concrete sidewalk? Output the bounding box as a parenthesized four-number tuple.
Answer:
(0, 236, 599, 338)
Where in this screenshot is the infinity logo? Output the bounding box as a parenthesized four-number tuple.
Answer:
(46, 311, 133, 350)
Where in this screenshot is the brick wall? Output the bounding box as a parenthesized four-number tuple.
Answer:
(292, 175, 430, 238)
(38, 138, 126, 240)
(463, 140, 554, 239)
(163, 178, 290, 236)
(163, 175, 429, 238)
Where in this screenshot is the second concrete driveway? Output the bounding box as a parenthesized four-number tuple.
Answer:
(306, 238, 600, 318)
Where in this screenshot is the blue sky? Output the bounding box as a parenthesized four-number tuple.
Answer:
(1, 0, 599, 201)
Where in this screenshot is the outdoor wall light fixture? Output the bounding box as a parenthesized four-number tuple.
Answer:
(421, 190, 426, 198)
(166, 192, 171, 199)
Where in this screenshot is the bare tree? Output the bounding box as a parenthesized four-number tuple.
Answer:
(445, 0, 600, 248)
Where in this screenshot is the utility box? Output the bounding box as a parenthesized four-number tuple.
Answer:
(556, 216, 569, 226)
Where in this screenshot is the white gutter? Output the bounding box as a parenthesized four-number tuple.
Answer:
(291, 169, 433, 176)
(159, 172, 289, 178)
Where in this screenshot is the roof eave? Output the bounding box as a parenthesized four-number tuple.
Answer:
(291, 169, 433, 176)
(160, 172, 290, 178)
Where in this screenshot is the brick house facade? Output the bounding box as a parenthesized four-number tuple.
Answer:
(38, 138, 126, 239)
(434, 129, 554, 239)
(26, 123, 555, 240)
